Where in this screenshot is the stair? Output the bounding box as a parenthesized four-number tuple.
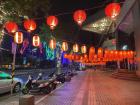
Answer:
(111, 69, 140, 81)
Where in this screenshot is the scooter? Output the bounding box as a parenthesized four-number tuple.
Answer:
(22, 74, 58, 94)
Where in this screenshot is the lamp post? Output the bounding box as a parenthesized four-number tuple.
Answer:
(11, 42, 17, 95)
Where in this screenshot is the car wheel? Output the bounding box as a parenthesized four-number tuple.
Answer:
(13, 83, 21, 93)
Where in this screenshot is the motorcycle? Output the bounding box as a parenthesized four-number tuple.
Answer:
(22, 74, 59, 94)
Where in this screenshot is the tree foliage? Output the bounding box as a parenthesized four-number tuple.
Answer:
(0, 0, 50, 24)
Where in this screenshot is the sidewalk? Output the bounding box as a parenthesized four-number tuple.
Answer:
(1, 70, 140, 105)
(36, 70, 140, 105)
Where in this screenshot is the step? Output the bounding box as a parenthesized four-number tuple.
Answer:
(112, 75, 140, 81)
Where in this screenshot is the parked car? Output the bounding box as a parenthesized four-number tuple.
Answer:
(0, 71, 22, 94)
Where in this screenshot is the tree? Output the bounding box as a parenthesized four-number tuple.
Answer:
(0, 0, 50, 27)
(0, 0, 50, 47)
(0, 0, 50, 64)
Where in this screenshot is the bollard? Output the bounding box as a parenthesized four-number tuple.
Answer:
(19, 95, 34, 105)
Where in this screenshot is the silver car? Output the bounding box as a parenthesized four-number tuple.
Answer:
(0, 71, 21, 94)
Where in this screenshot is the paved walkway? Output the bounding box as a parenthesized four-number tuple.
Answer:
(36, 70, 140, 105)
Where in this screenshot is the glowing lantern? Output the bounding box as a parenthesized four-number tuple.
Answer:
(32, 35, 40, 47)
(119, 51, 123, 60)
(98, 48, 103, 58)
(5, 21, 18, 33)
(62, 41, 68, 51)
(80, 56, 83, 60)
(84, 54, 88, 59)
(73, 10, 87, 26)
(93, 54, 97, 62)
(71, 55, 75, 60)
(14, 32, 23, 44)
(81, 45, 87, 53)
(110, 50, 114, 61)
(89, 47, 95, 62)
(46, 16, 58, 30)
(75, 55, 80, 60)
(130, 51, 134, 58)
(49, 38, 56, 50)
(64, 54, 68, 58)
(24, 19, 36, 32)
(105, 3, 121, 19)
(114, 50, 119, 60)
(122, 51, 127, 59)
(105, 50, 109, 56)
(126, 51, 134, 59)
(73, 43, 79, 53)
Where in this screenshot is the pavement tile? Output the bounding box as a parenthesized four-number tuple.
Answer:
(37, 70, 140, 105)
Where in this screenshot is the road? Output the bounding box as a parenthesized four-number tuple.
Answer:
(0, 69, 140, 105)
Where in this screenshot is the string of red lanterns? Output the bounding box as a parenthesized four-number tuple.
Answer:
(4, 3, 121, 50)
(4, 2, 121, 34)
(64, 50, 134, 64)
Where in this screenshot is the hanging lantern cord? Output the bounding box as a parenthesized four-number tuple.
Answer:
(50, 29, 54, 38)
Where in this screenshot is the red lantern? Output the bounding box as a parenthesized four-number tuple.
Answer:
(73, 10, 86, 26)
(119, 51, 123, 60)
(24, 19, 36, 32)
(130, 51, 134, 58)
(73, 43, 79, 53)
(110, 50, 114, 60)
(64, 54, 68, 58)
(5, 21, 18, 33)
(75, 55, 80, 60)
(93, 54, 97, 62)
(105, 3, 121, 19)
(84, 54, 88, 59)
(97, 48, 103, 58)
(122, 51, 127, 59)
(81, 45, 87, 54)
(62, 41, 68, 51)
(114, 50, 119, 60)
(14, 32, 23, 44)
(46, 16, 58, 30)
(49, 38, 56, 50)
(89, 47, 95, 62)
(32, 35, 40, 47)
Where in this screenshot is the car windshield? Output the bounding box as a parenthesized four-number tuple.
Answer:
(0, 71, 11, 79)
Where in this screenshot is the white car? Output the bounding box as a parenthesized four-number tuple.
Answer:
(0, 71, 22, 94)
